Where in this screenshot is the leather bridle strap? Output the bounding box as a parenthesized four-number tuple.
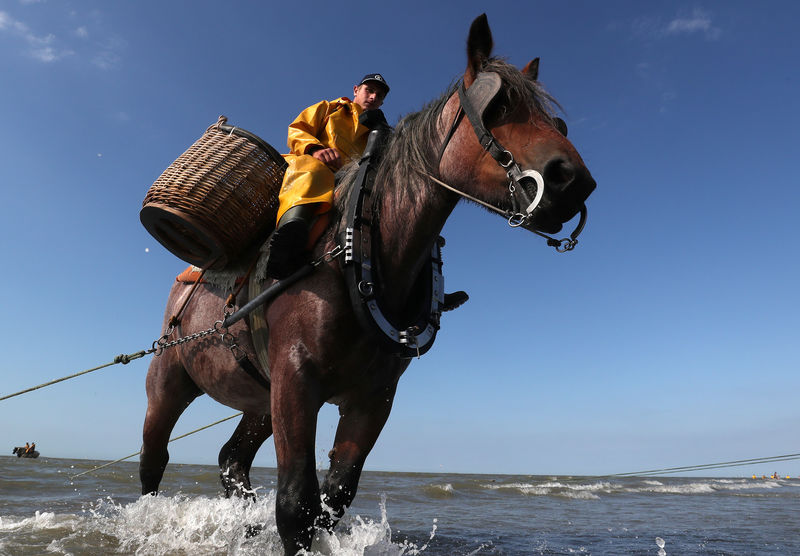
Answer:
(456, 78, 512, 166)
(436, 74, 547, 223)
(431, 72, 586, 253)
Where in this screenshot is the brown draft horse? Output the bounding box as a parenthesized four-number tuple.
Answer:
(140, 14, 596, 554)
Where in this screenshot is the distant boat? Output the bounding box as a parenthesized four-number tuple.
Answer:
(12, 447, 39, 458)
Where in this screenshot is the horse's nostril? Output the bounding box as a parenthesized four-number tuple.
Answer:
(543, 158, 576, 190)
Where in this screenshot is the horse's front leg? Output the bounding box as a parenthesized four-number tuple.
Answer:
(319, 382, 397, 531)
(271, 353, 324, 555)
(218, 411, 273, 499)
(140, 349, 202, 494)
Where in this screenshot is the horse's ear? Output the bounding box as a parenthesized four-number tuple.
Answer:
(522, 58, 539, 80)
(465, 13, 493, 86)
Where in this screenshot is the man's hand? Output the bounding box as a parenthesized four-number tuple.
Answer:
(311, 147, 343, 170)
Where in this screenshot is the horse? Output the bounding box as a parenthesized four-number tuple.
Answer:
(12, 447, 39, 458)
(139, 14, 596, 554)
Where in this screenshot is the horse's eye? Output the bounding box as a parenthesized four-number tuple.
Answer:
(554, 117, 568, 137)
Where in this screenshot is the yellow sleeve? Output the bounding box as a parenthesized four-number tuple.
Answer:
(286, 100, 332, 156)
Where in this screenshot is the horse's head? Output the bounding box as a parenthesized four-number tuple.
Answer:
(438, 14, 596, 248)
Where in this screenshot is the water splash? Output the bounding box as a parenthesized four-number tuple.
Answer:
(655, 536, 666, 556)
(0, 491, 434, 555)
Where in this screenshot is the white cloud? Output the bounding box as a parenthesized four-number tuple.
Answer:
(628, 8, 722, 42)
(0, 10, 72, 62)
(30, 46, 55, 62)
(665, 8, 721, 40)
(0, 9, 120, 67)
(30, 45, 73, 62)
(92, 49, 120, 70)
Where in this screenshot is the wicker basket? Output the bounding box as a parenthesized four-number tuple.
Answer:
(141, 116, 286, 270)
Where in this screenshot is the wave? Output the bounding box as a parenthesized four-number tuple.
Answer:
(476, 477, 792, 499)
(626, 478, 784, 495)
(422, 484, 456, 499)
(481, 481, 607, 500)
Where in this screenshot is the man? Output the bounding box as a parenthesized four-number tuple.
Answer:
(266, 73, 391, 279)
(265, 74, 468, 311)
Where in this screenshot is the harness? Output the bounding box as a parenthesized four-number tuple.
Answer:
(432, 71, 587, 252)
(223, 73, 590, 361)
(340, 126, 444, 359)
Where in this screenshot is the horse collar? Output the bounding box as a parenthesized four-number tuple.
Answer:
(341, 129, 445, 359)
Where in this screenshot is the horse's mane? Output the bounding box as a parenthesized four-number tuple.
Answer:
(331, 57, 560, 239)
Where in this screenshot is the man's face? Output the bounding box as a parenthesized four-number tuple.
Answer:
(353, 83, 386, 111)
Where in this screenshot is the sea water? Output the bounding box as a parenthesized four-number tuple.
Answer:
(1, 456, 799, 554)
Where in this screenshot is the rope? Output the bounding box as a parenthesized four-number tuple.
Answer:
(610, 452, 800, 477)
(69, 412, 244, 480)
(0, 350, 150, 402)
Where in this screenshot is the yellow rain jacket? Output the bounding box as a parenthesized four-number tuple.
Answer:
(277, 97, 370, 223)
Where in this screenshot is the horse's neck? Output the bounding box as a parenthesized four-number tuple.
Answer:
(345, 94, 460, 313)
(375, 169, 456, 313)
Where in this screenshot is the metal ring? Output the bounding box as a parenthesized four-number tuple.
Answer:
(498, 150, 514, 168)
(508, 213, 526, 228)
(358, 281, 374, 296)
(556, 238, 578, 252)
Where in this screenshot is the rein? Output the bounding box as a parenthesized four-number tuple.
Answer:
(433, 72, 587, 252)
(426, 172, 586, 253)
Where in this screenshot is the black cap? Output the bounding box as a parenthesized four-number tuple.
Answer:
(359, 73, 390, 94)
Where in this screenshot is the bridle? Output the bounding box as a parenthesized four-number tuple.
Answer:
(431, 71, 587, 253)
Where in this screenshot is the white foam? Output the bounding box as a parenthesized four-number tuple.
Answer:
(481, 481, 610, 499)
(630, 478, 781, 495)
(479, 476, 792, 499)
(430, 483, 454, 493)
(0, 492, 435, 555)
(0, 510, 80, 532)
(309, 496, 436, 555)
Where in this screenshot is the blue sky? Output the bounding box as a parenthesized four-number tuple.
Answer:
(1, 1, 798, 479)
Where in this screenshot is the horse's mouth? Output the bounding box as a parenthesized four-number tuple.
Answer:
(530, 212, 564, 234)
(532, 175, 596, 234)
(529, 199, 585, 234)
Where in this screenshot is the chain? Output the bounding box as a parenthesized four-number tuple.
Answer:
(151, 320, 226, 356)
(312, 244, 345, 266)
(151, 247, 346, 357)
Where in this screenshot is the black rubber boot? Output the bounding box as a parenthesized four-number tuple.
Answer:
(442, 290, 469, 312)
(265, 204, 316, 279)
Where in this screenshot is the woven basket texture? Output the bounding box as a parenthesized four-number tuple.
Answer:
(141, 117, 286, 269)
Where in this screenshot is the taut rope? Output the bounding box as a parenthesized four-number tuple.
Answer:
(0, 350, 150, 402)
(69, 412, 244, 480)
